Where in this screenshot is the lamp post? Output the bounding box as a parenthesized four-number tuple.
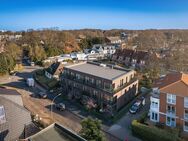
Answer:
(50, 93, 62, 121)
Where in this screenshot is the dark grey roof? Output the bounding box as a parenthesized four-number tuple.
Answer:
(46, 62, 63, 75)
(0, 96, 31, 141)
(27, 123, 87, 141)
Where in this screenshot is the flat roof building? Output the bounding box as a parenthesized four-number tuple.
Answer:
(61, 62, 139, 115)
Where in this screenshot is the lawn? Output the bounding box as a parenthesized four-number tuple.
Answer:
(34, 69, 59, 89)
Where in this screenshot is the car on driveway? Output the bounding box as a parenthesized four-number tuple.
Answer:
(55, 103, 66, 111)
(38, 92, 47, 99)
(129, 97, 145, 114)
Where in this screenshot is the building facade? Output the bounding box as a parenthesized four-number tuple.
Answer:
(149, 72, 188, 132)
(61, 62, 139, 115)
(112, 49, 150, 68)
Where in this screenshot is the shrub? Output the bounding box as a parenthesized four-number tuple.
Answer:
(131, 120, 180, 141)
(138, 112, 148, 123)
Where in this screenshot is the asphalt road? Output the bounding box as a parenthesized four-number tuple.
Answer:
(0, 64, 121, 141)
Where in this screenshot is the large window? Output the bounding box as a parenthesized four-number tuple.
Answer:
(167, 105, 175, 113)
(151, 101, 158, 109)
(167, 94, 176, 104)
(184, 121, 188, 132)
(184, 97, 188, 108)
(151, 112, 158, 122)
(120, 79, 124, 86)
(104, 82, 112, 91)
(166, 116, 176, 127)
(185, 109, 188, 120)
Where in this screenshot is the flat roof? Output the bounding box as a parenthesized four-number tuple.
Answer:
(65, 62, 129, 80)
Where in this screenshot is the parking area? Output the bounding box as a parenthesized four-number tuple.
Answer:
(108, 93, 150, 141)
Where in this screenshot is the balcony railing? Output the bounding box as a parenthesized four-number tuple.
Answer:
(185, 113, 188, 120)
(62, 74, 114, 94)
(113, 77, 138, 93)
(166, 110, 176, 117)
(62, 74, 138, 94)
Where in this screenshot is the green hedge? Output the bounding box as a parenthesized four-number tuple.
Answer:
(131, 120, 180, 141)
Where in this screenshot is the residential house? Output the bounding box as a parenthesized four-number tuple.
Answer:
(61, 62, 139, 115)
(24, 123, 86, 141)
(112, 49, 149, 68)
(84, 48, 104, 60)
(45, 62, 64, 79)
(106, 36, 122, 44)
(0, 88, 35, 141)
(92, 44, 116, 56)
(149, 72, 188, 132)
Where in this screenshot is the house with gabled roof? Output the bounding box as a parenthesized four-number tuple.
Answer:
(150, 72, 188, 132)
(45, 62, 64, 79)
(0, 88, 37, 141)
(24, 122, 86, 141)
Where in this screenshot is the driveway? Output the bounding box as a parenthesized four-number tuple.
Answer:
(108, 94, 150, 141)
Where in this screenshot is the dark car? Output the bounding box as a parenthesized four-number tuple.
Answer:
(55, 103, 65, 111)
(38, 92, 47, 99)
(129, 100, 142, 114)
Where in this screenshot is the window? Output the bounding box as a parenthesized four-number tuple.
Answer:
(184, 121, 188, 132)
(120, 79, 124, 86)
(184, 97, 188, 108)
(151, 101, 158, 109)
(151, 112, 158, 122)
(167, 105, 175, 115)
(166, 116, 176, 127)
(185, 110, 188, 120)
(167, 94, 176, 104)
(104, 82, 111, 90)
(76, 74, 80, 80)
(96, 80, 102, 88)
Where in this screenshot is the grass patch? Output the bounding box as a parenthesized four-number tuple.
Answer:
(34, 69, 59, 89)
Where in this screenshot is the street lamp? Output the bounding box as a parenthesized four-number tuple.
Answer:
(50, 93, 62, 121)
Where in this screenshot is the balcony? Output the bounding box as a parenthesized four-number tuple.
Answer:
(113, 77, 138, 93)
(166, 110, 176, 117)
(62, 74, 113, 94)
(62, 74, 138, 94)
(184, 125, 188, 132)
(185, 113, 188, 120)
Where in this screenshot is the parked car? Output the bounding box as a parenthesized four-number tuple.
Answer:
(38, 92, 47, 99)
(129, 97, 145, 114)
(55, 103, 65, 111)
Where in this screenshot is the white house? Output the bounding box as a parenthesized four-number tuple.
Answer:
(150, 87, 160, 122)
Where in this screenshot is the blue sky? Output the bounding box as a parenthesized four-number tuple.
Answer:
(0, 0, 188, 30)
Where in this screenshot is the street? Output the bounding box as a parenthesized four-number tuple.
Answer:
(0, 65, 121, 141)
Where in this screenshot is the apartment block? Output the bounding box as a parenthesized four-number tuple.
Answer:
(150, 72, 188, 132)
(61, 62, 138, 115)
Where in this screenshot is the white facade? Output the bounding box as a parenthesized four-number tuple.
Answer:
(27, 78, 34, 87)
(150, 96, 160, 122)
(150, 88, 160, 122)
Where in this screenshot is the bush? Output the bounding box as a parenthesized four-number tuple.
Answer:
(131, 120, 180, 141)
(138, 112, 148, 123)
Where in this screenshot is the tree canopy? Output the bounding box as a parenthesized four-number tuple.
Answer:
(80, 118, 105, 141)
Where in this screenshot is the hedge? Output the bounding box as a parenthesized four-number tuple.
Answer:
(131, 120, 180, 141)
